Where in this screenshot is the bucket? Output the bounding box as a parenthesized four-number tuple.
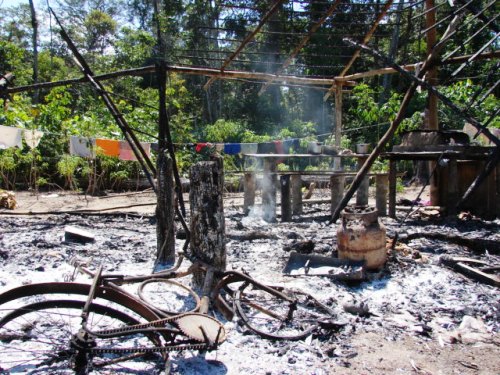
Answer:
(356, 143, 371, 154)
(337, 206, 387, 270)
(308, 141, 322, 154)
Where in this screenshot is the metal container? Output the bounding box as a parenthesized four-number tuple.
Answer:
(337, 206, 387, 270)
(307, 141, 322, 154)
(356, 143, 371, 154)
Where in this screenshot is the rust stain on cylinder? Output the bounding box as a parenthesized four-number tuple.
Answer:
(337, 206, 387, 270)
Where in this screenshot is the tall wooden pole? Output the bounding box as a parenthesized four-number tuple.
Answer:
(333, 83, 343, 171)
(426, 0, 440, 205)
(154, 0, 176, 264)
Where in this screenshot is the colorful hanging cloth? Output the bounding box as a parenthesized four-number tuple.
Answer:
(240, 143, 258, 154)
(257, 142, 275, 154)
(96, 138, 120, 157)
(119, 140, 151, 161)
(23, 129, 44, 149)
(223, 143, 241, 155)
(69, 136, 96, 158)
(0, 125, 23, 149)
(195, 143, 209, 153)
(273, 140, 284, 154)
(282, 139, 298, 154)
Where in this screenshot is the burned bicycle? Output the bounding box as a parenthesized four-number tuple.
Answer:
(0, 254, 336, 374)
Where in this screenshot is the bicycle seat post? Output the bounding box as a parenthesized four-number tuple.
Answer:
(81, 265, 104, 325)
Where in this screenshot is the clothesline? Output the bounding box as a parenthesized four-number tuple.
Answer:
(0, 124, 337, 159)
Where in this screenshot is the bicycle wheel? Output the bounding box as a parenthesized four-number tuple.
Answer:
(0, 283, 168, 374)
(138, 278, 201, 315)
(234, 284, 335, 341)
(0, 299, 166, 374)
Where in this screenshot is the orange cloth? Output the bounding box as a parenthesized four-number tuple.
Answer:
(96, 138, 120, 157)
(119, 140, 151, 161)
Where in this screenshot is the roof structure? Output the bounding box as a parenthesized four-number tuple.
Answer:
(153, 0, 498, 97)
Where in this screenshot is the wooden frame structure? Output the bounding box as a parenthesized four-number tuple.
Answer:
(3, 0, 499, 221)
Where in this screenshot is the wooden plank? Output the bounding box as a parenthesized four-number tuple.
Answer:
(65, 225, 95, 243)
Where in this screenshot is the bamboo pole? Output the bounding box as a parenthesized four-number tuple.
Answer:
(331, 32, 454, 222)
(7, 51, 497, 95)
(50, 8, 157, 189)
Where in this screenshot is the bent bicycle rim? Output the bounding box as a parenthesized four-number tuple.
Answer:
(0, 299, 166, 374)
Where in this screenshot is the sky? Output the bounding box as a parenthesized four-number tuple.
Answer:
(0, 0, 30, 7)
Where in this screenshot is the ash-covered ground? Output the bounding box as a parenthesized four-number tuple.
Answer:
(0, 190, 499, 374)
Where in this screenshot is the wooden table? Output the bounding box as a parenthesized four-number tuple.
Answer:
(242, 153, 386, 222)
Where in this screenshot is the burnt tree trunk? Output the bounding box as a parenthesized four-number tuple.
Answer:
(29, 0, 39, 105)
(156, 151, 175, 265)
(189, 157, 226, 287)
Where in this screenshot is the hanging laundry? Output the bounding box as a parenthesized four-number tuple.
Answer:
(195, 143, 209, 153)
(223, 143, 241, 155)
(119, 140, 151, 161)
(273, 140, 284, 154)
(215, 143, 224, 152)
(257, 142, 275, 154)
(96, 138, 120, 157)
(240, 143, 258, 154)
(23, 129, 44, 149)
(273, 140, 285, 163)
(0, 125, 23, 149)
(69, 136, 96, 158)
(282, 139, 298, 154)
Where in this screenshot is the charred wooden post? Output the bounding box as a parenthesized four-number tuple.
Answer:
(375, 174, 388, 216)
(155, 151, 175, 265)
(497, 161, 500, 217)
(262, 158, 277, 222)
(356, 155, 369, 206)
(389, 159, 397, 218)
(280, 175, 292, 222)
(243, 172, 256, 214)
(189, 157, 226, 287)
(291, 175, 303, 215)
(446, 158, 458, 216)
(330, 175, 345, 217)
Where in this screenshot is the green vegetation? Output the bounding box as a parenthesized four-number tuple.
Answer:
(0, 1, 496, 191)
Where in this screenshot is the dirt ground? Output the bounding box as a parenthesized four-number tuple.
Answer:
(1, 187, 499, 374)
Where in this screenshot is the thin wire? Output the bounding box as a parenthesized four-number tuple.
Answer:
(442, 9, 499, 61)
(419, 0, 475, 36)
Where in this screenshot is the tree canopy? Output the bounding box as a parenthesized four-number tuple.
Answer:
(0, 0, 498, 190)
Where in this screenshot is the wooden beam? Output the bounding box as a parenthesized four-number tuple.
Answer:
(50, 8, 157, 189)
(426, 0, 439, 131)
(7, 64, 356, 94)
(6, 51, 497, 95)
(337, 50, 500, 81)
(331, 33, 453, 222)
